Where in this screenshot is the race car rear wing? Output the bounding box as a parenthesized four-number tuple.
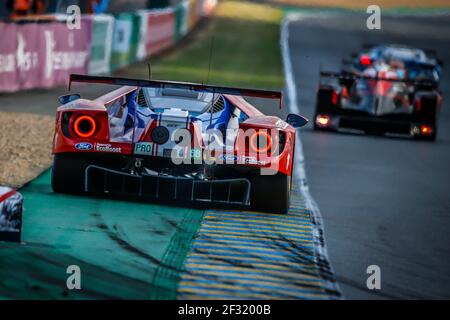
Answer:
(69, 74, 283, 109)
(320, 71, 438, 88)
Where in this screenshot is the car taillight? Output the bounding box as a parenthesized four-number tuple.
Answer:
(360, 54, 372, 66)
(341, 86, 349, 98)
(420, 125, 433, 135)
(249, 130, 272, 153)
(331, 90, 339, 105)
(73, 115, 97, 138)
(415, 99, 422, 111)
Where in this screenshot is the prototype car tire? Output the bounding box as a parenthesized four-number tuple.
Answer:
(422, 132, 437, 142)
(51, 154, 88, 194)
(251, 172, 291, 214)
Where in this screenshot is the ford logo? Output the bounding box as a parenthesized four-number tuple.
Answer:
(75, 142, 93, 150)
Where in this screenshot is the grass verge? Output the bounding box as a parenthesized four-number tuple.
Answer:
(122, 1, 284, 90)
(270, 0, 450, 10)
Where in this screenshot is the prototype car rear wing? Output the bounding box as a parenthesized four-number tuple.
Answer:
(69, 74, 283, 109)
(320, 71, 438, 88)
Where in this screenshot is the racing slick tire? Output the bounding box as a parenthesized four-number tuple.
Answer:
(51, 154, 88, 194)
(422, 132, 437, 142)
(251, 172, 291, 214)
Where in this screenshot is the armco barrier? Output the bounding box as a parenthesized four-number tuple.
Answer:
(110, 13, 134, 71)
(0, 18, 92, 92)
(137, 6, 180, 61)
(145, 8, 175, 57)
(128, 13, 142, 64)
(89, 14, 114, 75)
(0, 23, 20, 92)
(136, 10, 150, 61)
(0, 0, 216, 93)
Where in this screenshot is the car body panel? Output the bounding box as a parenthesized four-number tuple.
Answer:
(53, 75, 299, 176)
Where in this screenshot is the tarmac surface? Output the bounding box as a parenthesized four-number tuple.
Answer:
(287, 13, 450, 299)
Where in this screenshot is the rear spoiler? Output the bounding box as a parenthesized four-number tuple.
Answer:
(69, 74, 283, 109)
(320, 71, 437, 87)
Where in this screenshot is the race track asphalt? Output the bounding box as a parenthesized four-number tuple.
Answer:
(286, 13, 450, 299)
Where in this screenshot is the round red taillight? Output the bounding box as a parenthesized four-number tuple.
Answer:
(250, 131, 272, 153)
(73, 115, 96, 138)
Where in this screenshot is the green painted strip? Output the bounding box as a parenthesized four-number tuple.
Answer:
(0, 169, 204, 299)
(149, 208, 204, 300)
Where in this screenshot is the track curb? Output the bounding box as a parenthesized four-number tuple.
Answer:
(281, 12, 342, 299)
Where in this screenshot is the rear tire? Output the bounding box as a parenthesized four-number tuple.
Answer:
(424, 131, 437, 141)
(251, 173, 291, 214)
(51, 154, 88, 194)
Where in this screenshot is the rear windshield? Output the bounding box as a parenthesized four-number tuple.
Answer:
(139, 87, 215, 113)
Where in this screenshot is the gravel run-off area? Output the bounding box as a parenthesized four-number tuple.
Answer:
(0, 112, 54, 188)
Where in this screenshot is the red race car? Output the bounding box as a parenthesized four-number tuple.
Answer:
(52, 74, 307, 213)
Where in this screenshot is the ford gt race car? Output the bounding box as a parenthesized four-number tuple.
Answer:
(51, 74, 308, 214)
(314, 45, 443, 141)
